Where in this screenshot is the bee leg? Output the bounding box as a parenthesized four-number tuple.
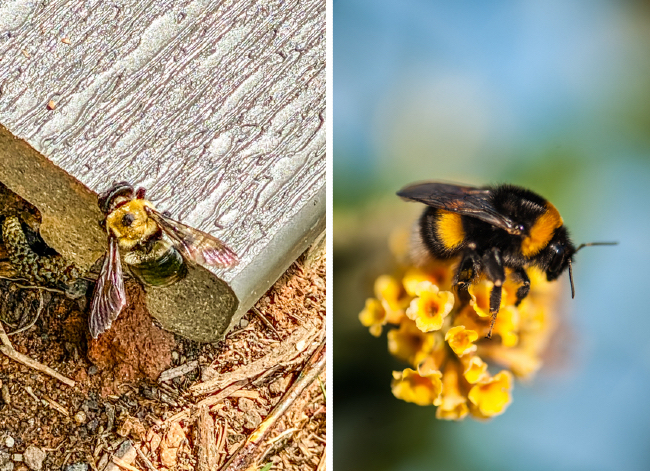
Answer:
(453, 251, 480, 292)
(482, 248, 505, 339)
(511, 267, 530, 306)
(136, 187, 146, 199)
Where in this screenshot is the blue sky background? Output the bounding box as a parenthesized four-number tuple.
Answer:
(334, 1, 650, 470)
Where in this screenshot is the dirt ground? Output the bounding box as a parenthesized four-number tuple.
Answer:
(0, 187, 326, 471)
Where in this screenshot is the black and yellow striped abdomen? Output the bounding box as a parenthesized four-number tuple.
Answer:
(419, 207, 466, 258)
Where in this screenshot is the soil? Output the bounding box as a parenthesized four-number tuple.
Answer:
(0, 188, 326, 471)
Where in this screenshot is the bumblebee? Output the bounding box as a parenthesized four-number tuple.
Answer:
(398, 182, 616, 338)
(89, 182, 239, 338)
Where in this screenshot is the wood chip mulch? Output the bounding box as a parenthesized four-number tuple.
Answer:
(0, 210, 326, 471)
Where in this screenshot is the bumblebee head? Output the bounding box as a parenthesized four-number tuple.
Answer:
(98, 182, 134, 215)
(543, 228, 576, 283)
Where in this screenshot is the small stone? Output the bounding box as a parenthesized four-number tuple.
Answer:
(1, 385, 11, 406)
(73, 367, 87, 382)
(86, 418, 99, 433)
(23, 446, 46, 471)
(146, 430, 161, 453)
(64, 464, 89, 471)
(74, 411, 86, 425)
(240, 318, 249, 328)
(200, 366, 218, 382)
(5, 436, 13, 448)
(117, 416, 146, 441)
(82, 399, 99, 412)
(269, 376, 290, 395)
(160, 422, 185, 468)
(238, 397, 255, 412)
(105, 404, 115, 431)
(171, 351, 179, 361)
(242, 409, 262, 430)
(88, 365, 98, 375)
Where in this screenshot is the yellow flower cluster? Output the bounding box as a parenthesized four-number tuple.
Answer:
(359, 255, 560, 420)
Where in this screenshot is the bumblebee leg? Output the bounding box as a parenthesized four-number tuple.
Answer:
(482, 248, 505, 339)
(453, 251, 480, 291)
(136, 187, 146, 199)
(511, 267, 531, 306)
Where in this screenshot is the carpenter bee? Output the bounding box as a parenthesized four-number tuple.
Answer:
(398, 182, 616, 338)
(89, 182, 238, 338)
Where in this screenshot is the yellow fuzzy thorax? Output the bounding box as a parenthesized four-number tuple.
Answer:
(521, 202, 563, 257)
(436, 210, 465, 249)
(105, 199, 159, 250)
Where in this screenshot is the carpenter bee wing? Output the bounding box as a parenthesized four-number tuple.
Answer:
(397, 181, 523, 235)
(89, 236, 126, 338)
(145, 207, 239, 268)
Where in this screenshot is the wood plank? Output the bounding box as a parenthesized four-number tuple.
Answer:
(0, 0, 325, 341)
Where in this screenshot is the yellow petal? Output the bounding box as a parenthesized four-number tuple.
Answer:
(359, 298, 386, 337)
(462, 356, 488, 384)
(405, 284, 455, 333)
(403, 268, 438, 297)
(387, 319, 436, 366)
(468, 371, 513, 418)
(418, 343, 448, 376)
(374, 275, 407, 323)
(445, 325, 478, 357)
(391, 368, 443, 406)
(374, 275, 402, 306)
(436, 362, 469, 421)
(369, 324, 383, 337)
(492, 306, 520, 347)
(468, 279, 506, 318)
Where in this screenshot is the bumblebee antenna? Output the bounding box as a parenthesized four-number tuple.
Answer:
(570, 241, 617, 299)
(568, 259, 575, 299)
(576, 241, 618, 251)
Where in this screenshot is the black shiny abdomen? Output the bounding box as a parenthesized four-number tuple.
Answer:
(125, 241, 188, 287)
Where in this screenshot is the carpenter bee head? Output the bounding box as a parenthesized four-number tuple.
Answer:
(99, 182, 158, 250)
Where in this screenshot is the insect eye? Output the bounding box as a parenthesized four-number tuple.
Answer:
(549, 243, 564, 273)
(122, 213, 136, 227)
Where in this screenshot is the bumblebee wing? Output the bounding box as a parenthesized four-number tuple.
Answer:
(145, 207, 239, 268)
(397, 182, 522, 235)
(89, 236, 126, 338)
